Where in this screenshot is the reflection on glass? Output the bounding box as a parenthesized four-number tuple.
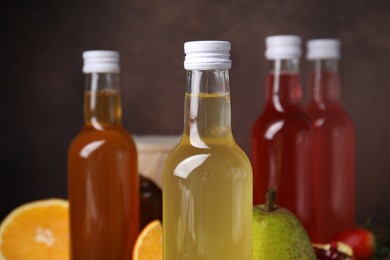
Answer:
(174, 154, 210, 179)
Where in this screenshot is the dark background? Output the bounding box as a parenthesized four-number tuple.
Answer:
(1, 0, 389, 230)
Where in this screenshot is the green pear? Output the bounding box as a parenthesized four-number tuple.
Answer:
(253, 188, 316, 260)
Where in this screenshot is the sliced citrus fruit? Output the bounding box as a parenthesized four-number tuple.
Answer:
(0, 199, 69, 260)
(133, 220, 162, 260)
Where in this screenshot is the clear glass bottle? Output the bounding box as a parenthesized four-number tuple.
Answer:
(163, 41, 253, 259)
(68, 51, 139, 259)
(305, 39, 355, 242)
(251, 36, 316, 239)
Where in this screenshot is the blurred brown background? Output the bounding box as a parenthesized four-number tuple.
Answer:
(1, 0, 389, 229)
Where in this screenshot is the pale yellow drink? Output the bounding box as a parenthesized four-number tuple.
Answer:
(163, 68, 253, 259)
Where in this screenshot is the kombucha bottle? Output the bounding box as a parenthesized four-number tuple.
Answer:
(305, 39, 355, 242)
(251, 35, 316, 239)
(68, 51, 139, 259)
(163, 41, 252, 260)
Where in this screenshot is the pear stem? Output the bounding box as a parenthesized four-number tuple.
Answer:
(265, 188, 276, 212)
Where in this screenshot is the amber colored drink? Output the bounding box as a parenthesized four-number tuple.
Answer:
(251, 68, 316, 239)
(306, 62, 355, 242)
(68, 72, 139, 259)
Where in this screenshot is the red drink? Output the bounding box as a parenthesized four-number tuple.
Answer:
(251, 36, 316, 239)
(305, 39, 355, 242)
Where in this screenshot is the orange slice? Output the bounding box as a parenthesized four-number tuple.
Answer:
(0, 199, 69, 260)
(133, 220, 163, 260)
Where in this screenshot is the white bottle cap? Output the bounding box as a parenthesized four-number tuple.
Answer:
(82, 50, 120, 73)
(265, 35, 302, 60)
(307, 39, 341, 60)
(184, 41, 231, 70)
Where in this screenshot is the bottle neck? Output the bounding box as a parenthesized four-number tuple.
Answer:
(308, 59, 341, 108)
(84, 73, 122, 129)
(183, 70, 233, 147)
(265, 59, 303, 112)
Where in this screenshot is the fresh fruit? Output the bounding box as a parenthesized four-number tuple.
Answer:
(252, 188, 316, 259)
(0, 199, 69, 260)
(313, 241, 354, 259)
(133, 220, 162, 260)
(333, 228, 375, 260)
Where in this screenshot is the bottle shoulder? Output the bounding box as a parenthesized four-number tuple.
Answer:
(252, 110, 313, 135)
(164, 141, 252, 170)
(69, 125, 136, 154)
(163, 146, 252, 182)
(305, 106, 355, 130)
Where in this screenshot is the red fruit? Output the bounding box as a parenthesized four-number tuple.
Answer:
(333, 228, 375, 260)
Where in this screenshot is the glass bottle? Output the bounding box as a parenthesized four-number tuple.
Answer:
(163, 41, 253, 260)
(251, 36, 316, 239)
(305, 39, 355, 242)
(68, 51, 139, 259)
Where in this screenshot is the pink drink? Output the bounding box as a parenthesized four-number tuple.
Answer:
(305, 40, 355, 242)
